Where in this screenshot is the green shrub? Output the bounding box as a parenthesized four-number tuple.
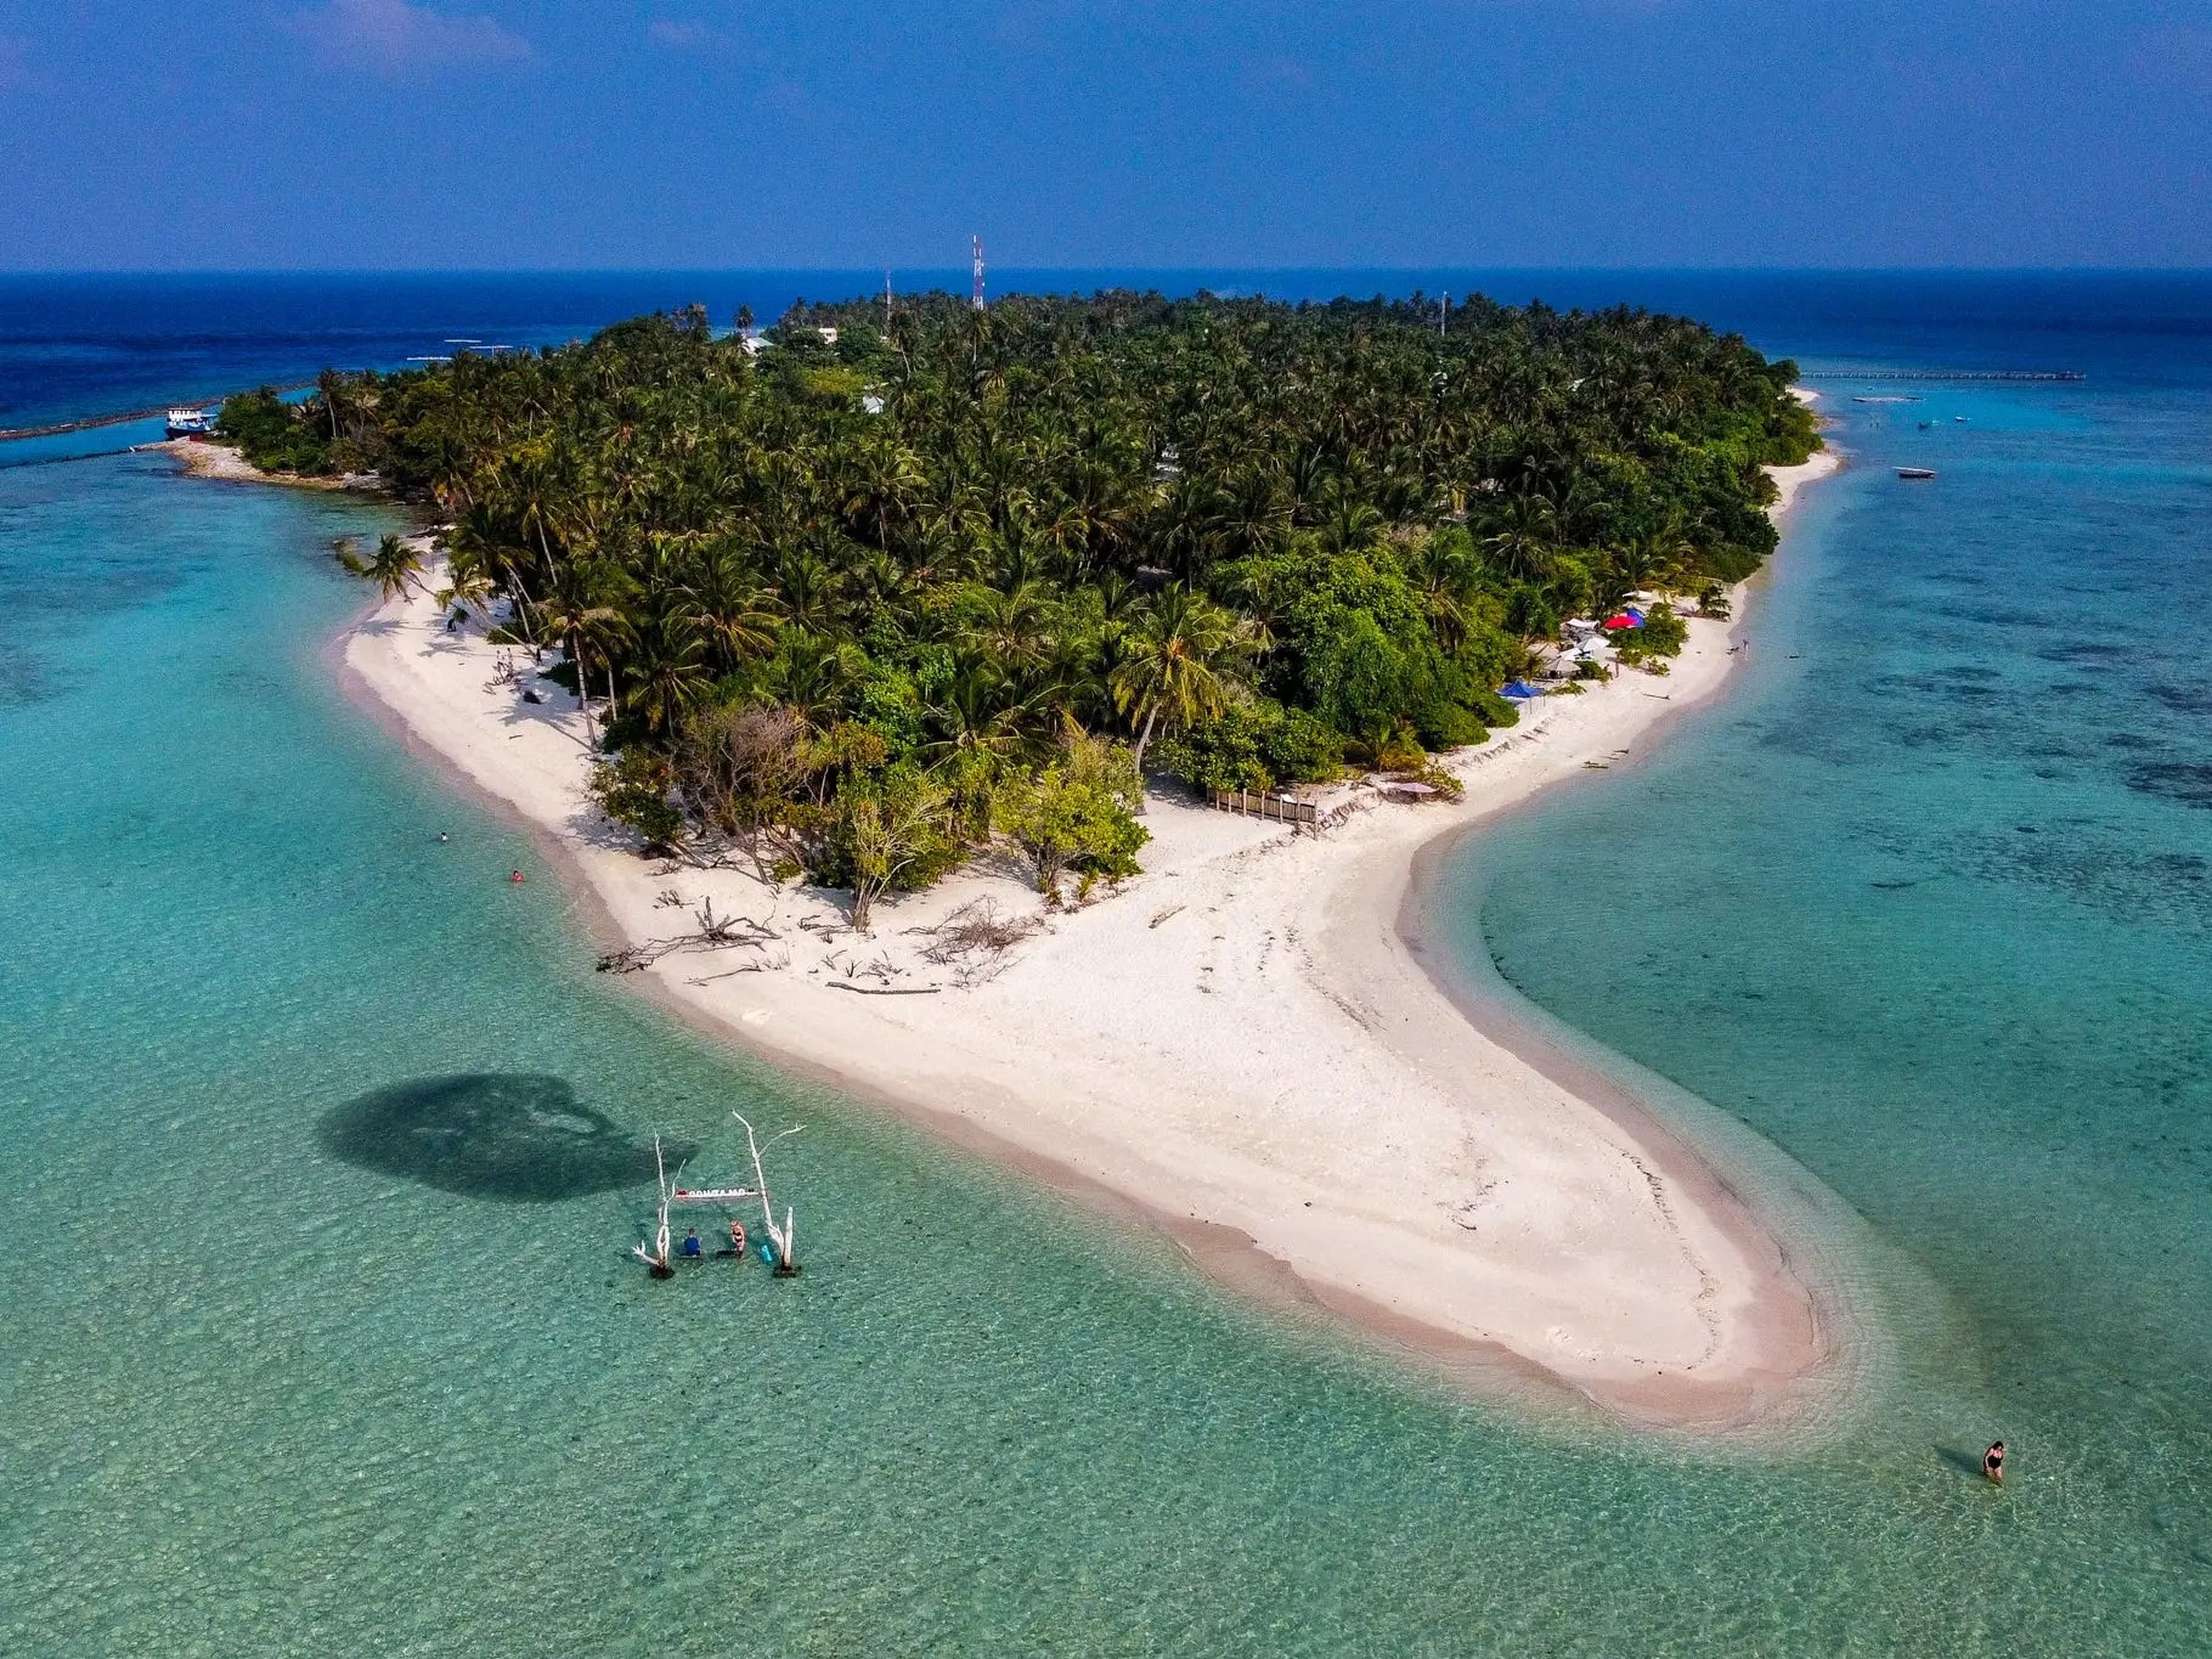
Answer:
(1155, 700, 1343, 794)
(589, 749, 684, 848)
(853, 664, 925, 757)
(809, 762, 967, 930)
(1154, 704, 1277, 793)
(994, 737, 1148, 896)
(1416, 702, 1489, 750)
(1639, 602, 1690, 655)
(213, 388, 334, 475)
(1468, 688, 1520, 729)
(1265, 708, 1343, 783)
(1616, 602, 1689, 668)
(1375, 726, 1427, 771)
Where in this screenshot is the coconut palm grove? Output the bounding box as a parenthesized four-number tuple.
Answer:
(222, 288, 1817, 912)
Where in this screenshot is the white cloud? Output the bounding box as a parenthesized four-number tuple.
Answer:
(293, 0, 531, 73)
(647, 19, 713, 50)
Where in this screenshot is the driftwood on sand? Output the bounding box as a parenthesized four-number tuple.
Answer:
(918, 899, 1043, 987)
(596, 898, 780, 972)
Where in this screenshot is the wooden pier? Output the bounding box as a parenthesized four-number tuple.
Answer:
(1832, 370, 2084, 383)
(1211, 788, 1318, 825)
(0, 381, 316, 445)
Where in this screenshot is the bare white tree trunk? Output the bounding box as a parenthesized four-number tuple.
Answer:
(732, 1111, 802, 1272)
(1130, 705, 1160, 815)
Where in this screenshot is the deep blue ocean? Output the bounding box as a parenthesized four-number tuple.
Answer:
(2, 271, 2207, 1654)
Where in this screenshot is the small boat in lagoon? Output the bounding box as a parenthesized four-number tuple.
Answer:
(1897, 467, 1938, 480)
(164, 408, 215, 438)
(632, 1115, 803, 1278)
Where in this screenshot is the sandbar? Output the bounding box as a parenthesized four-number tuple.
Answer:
(316, 441, 1845, 1429)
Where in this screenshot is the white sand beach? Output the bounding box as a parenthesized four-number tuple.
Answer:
(328, 444, 1841, 1429)
(156, 436, 376, 488)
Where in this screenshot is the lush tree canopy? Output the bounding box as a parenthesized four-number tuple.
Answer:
(249, 288, 1816, 915)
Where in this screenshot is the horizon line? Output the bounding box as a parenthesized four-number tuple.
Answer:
(6, 264, 2212, 281)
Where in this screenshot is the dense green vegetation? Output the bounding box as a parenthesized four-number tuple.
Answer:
(213, 386, 332, 475)
(251, 289, 1816, 916)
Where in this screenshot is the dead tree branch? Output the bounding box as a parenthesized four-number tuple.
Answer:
(919, 899, 1042, 987)
(596, 897, 781, 972)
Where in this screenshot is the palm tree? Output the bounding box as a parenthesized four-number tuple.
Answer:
(923, 652, 1041, 767)
(683, 544, 779, 675)
(1109, 589, 1247, 805)
(960, 579, 1055, 672)
(335, 534, 424, 604)
(1608, 520, 1691, 601)
(763, 630, 863, 732)
(1214, 461, 1291, 562)
(574, 601, 634, 730)
(541, 563, 632, 744)
(434, 546, 497, 630)
(772, 546, 847, 638)
(627, 604, 708, 736)
(446, 499, 530, 613)
(494, 434, 572, 590)
(1407, 531, 1486, 653)
(842, 438, 925, 550)
(1480, 493, 1560, 584)
(1150, 472, 1225, 584)
(1316, 487, 1384, 558)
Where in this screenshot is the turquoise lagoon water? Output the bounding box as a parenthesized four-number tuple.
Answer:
(1442, 347, 2212, 1642)
(3, 276, 2209, 1654)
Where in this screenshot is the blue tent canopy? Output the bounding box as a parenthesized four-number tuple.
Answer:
(1501, 680, 1544, 699)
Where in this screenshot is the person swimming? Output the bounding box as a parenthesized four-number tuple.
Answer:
(1983, 1441, 2005, 1485)
(680, 1228, 702, 1259)
(509, 869, 525, 884)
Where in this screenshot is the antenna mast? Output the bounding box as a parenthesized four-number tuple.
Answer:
(884, 268, 893, 332)
(972, 236, 986, 310)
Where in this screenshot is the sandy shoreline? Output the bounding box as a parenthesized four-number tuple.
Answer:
(154, 436, 376, 489)
(294, 435, 1844, 1430)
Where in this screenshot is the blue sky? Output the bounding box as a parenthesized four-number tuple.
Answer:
(2, 1, 2207, 269)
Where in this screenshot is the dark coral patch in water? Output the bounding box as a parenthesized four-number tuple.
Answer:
(2147, 681, 2212, 716)
(2126, 762, 2212, 809)
(320, 1073, 687, 1202)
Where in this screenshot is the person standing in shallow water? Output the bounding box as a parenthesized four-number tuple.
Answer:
(1983, 1441, 2006, 1485)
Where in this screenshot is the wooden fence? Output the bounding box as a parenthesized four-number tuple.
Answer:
(1211, 788, 1318, 825)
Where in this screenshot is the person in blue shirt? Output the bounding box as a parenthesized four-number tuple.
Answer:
(680, 1228, 703, 1259)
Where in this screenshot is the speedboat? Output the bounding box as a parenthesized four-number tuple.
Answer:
(1896, 467, 1937, 480)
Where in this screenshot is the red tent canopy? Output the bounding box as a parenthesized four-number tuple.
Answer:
(1601, 613, 1638, 630)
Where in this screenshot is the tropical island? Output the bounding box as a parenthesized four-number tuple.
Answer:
(210, 290, 1839, 1425)
(222, 291, 1812, 907)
